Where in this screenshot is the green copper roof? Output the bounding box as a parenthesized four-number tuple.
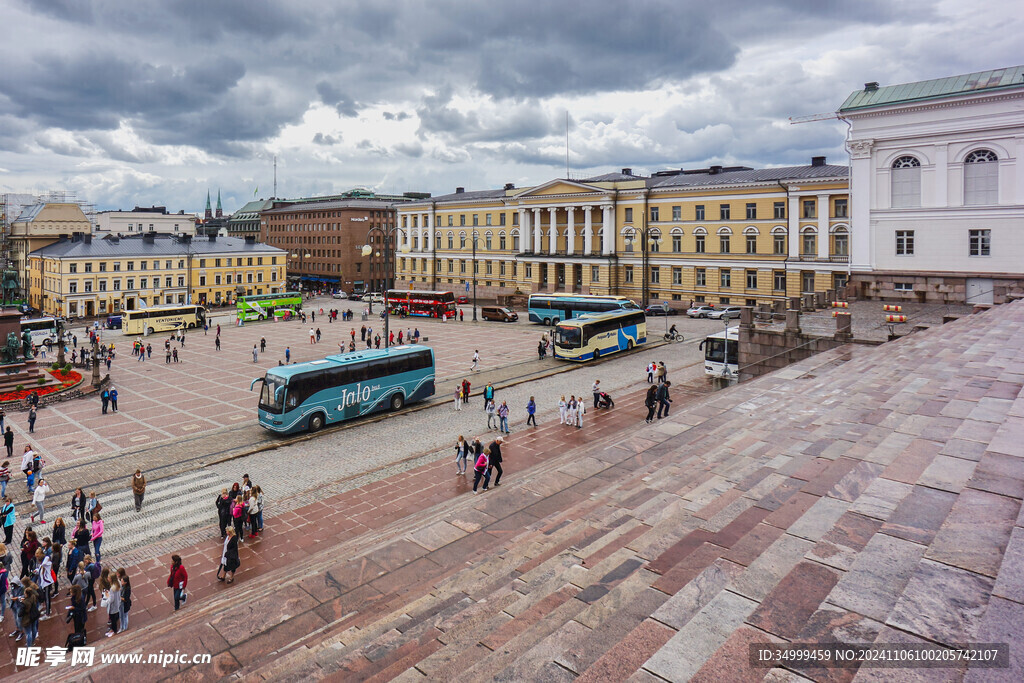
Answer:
(839, 66, 1024, 112)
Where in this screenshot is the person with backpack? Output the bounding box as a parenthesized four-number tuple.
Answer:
(231, 496, 246, 542)
(526, 397, 537, 427)
(100, 388, 110, 414)
(117, 568, 131, 632)
(167, 555, 188, 611)
(0, 497, 12, 545)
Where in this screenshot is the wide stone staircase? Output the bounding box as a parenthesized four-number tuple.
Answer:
(44, 302, 1024, 682)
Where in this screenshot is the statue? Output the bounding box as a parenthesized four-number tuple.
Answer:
(4, 332, 19, 364)
(0, 270, 18, 307)
(21, 329, 33, 359)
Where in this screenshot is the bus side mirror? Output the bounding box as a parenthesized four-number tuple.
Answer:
(249, 378, 264, 391)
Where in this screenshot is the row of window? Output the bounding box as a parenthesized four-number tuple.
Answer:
(53, 271, 277, 294)
(400, 199, 850, 228)
(895, 229, 991, 256)
(891, 149, 998, 208)
(59, 256, 276, 274)
(622, 266, 788, 291)
(624, 232, 847, 256)
(266, 222, 393, 233)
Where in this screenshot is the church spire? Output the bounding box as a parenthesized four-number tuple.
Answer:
(216, 189, 223, 218)
(205, 190, 212, 220)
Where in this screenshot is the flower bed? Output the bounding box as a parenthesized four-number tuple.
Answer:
(0, 369, 84, 403)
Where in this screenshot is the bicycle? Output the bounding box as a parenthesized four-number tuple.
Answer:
(663, 332, 684, 343)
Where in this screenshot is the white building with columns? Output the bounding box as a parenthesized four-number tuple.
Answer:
(394, 161, 850, 308)
(840, 65, 1024, 304)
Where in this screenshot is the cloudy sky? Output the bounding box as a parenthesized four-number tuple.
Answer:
(0, 0, 1019, 213)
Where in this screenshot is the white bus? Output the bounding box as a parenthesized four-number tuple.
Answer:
(700, 326, 739, 378)
(21, 317, 59, 347)
(553, 309, 647, 361)
(123, 305, 206, 336)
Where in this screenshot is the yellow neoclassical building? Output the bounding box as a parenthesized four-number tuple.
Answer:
(28, 233, 287, 317)
(394, 157, 850, 308)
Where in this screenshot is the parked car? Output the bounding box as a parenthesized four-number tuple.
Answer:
(481, 306, 518, 322)
(687, 305, 716, 318)
(708, 306, 742, 320)
(644, 303, 679, 316)
(456, 295, 470, 304)
(332, 292, 346, 299)
(348, 292, 363, 300)
(361, 292, 385, 304)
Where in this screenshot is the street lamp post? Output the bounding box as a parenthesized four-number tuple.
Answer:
(291, 250, 310, 295)
(362, 225, 405, 347)
(471, 229, 479, 322)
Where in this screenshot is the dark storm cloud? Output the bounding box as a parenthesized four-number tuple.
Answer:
(0, 51, 246, 132)
(315, 82, 359, 118)
(415, 89, 554, 143)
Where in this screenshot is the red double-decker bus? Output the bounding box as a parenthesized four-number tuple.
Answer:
(386, 290, 457, 318)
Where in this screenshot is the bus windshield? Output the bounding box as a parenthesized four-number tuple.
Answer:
(704, 338, 738, 365)
(554, 325, 581, 348)
(259, 374, 287, 414)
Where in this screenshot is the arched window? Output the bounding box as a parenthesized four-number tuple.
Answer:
(622, 227, 636, 253)
(447, 231, 454, 250)
(832, 226, 849, 257)
(694, 227, 707, 254)
(498, 230, 507, 250)
(801, 226, 817, 255)
(511, 229, 520, 251)
(771, 226, 787, 255)
(647, 227, 661, 252)
(891, 156, 921, 208)
(485, 230, 493, 250)
(459, 231, 467, 249)
(717, 226, 732, 254)
(670, 227, 683, 253)
(434, 231, 441, 248)
(743, 226, 759, 254)
(964, 149, 998, 206)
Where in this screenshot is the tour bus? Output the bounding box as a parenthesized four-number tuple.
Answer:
(700, 326, 739, 378)
(21, 317, 59, 347)
(252, 345, 435, 434)
(386, 290, 457, 318)
(528, 293, 639, 326)
(122, 305, 206, 335)
(237, 291, 302, 322)
(553, 309, 647, 361)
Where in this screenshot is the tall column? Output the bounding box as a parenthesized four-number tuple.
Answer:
(420, 213, 429, 253)
(566, 207, 576, 256)
(426, 210, 435, 252)
(788, 195, 800, 258)
(601, 205, 614, 255)
(848, 138, 874, 272)
(399, 214, 409, 251)
(518, 209, 529, 254)
(548, 207, 558, 255)
(583, 206, 593, 254)
(533, 208, 542, 253)
(817, 194, 829, 259)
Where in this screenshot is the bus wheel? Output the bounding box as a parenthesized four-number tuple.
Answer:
(543, 318, 551, 326)
(390, 393, 405, 411)
(147, 327, 154, 335)
(627, 340, 634, 350)
(258, 314, 265, 321)
(187, 322, 195, 329)
(593, 349, 601, 360)
(309, 413, 325, 432)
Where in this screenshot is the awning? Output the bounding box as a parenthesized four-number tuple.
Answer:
(299, 276, 339, 283)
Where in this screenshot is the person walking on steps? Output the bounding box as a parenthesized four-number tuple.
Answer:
(470, 350, 479, 372)
(30, 478, 51, 524)
(656, 380, 673, 419)
(454, 435, 469, 475)
(497, 401, 510, 434)
(487, 436, 504, 486)
(644, 385, 658, 424)
(472, 449, 490, 494)
(526, 397, 537, 426)
(485, 400, 497, 431)
(216, 528, 240, 583)
(167, 555, 188, 611)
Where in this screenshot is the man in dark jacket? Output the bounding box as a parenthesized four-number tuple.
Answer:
(656, 381, 673, 419)
(487, 436, 504, 486)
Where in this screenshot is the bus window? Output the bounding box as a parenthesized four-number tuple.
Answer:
(260, 375, 287, 414)
(554, 326, 581, 348)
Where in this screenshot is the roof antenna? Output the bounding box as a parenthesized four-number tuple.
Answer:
(273, 155, 278, 200)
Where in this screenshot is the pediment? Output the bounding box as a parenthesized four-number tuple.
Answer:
(514, 179, 605, 198)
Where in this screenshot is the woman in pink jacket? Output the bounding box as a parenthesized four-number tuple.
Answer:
(472, 449, 491, 494)
(90, 511, 104, 563)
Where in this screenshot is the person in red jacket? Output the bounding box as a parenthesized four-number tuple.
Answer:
(167, 555, 188, 611)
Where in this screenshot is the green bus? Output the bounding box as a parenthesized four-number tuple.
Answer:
(237, 292, 302, 322)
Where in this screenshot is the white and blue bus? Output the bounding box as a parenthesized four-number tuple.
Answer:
(700, 326, 739, 378)
(252, 345, 435, 434)
(528, 293, 639, 326)
(553, 309, 647, 361)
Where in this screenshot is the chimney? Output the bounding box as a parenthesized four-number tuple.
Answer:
(621, 168, 632, 176)
(83, 233, 92, 245)
(245, 235, 256, 244)
(455, 187, 465, 194)
(208, 234, 217, 242)
(504, 183, 515, 190)
(811, 156, 826, 167)
(709, 165, 723, 175)
(865, 81, 879, 91)
(142, 232, 155, 244)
